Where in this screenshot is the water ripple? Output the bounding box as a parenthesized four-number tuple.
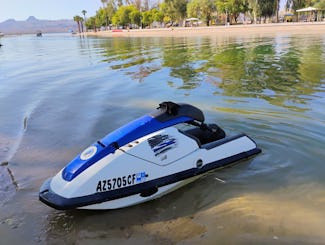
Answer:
(0, 32, 325, 244)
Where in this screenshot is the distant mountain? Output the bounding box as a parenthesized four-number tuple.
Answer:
(0, 16, 77, 34)
(26, 16, 38, 22)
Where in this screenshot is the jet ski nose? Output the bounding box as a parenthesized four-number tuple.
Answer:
(62, 143, 116, 181)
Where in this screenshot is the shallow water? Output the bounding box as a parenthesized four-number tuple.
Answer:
(0, 32, 325, 244)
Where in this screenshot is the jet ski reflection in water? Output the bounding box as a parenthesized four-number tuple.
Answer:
(39, 101, 261, 210)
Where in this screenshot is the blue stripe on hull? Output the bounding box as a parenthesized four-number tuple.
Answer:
(40, 147, 261, 210)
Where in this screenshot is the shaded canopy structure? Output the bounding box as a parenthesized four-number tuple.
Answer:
(186, 17, 199, 21)
(185, 18, 200, 27)
(296, 6, 324, 22)
(296, 7, 318, 12)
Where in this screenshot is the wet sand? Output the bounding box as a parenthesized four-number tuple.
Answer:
(85, 22, 325, 38)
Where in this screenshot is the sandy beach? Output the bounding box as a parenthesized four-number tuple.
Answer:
(85, 22, 325, 38)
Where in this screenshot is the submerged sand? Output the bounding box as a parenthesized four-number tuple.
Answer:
(85, 22, 325, 38)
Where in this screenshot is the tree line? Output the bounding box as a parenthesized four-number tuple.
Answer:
(73, 0, 325, 31)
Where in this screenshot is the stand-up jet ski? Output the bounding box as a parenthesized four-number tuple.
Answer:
(39, 101, 261, 210)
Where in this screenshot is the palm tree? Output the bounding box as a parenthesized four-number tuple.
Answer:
(73, 15, 83, 33)
(80, 18, 84, 32)
(82, 10, 87, 31)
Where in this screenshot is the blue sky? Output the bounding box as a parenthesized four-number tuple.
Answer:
(0, 0, 103, 22)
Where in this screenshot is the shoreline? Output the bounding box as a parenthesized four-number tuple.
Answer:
(85, 22, 325, 38)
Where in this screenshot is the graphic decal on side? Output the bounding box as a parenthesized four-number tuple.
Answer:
(147, 134, 177, 157)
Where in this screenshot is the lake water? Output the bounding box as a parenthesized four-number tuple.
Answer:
(0, 32, 325, 244)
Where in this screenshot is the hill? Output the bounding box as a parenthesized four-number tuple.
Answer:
(0, 16, 77, 34)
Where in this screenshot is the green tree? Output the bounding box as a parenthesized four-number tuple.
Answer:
(259, 0, 277, 21)
(312, 0, 325, 9)
(130, 7, 141, 26)
(101, 0, 108, 29)
(215, 0, 249, 23)
(142, 10, 153, 27)
(96, 8, 107, 27)
(187, 0, 216, 26)
(106, 0, 117, 25)
(187, 0, 201, 18)
(162, 0, 188, 25)
(160, 2, 175, 24)
(152, 8, 164, 23)
(141, 8, 166, 27)
(173, 0, 188, 20)
(85, 16, 100, 31)
(112, 5, 140, 27)
(95, 2, 116, 29)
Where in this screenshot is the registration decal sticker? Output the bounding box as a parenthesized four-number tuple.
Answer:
(136, 172, 148, 183)
(96, 172, 149, 192)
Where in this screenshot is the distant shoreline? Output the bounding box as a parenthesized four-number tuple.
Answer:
(84, 22, 325, 38)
